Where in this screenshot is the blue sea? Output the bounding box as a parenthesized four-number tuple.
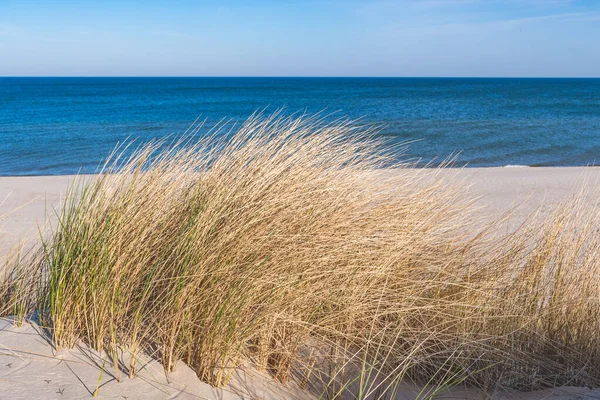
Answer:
(1, 77, 599, 176)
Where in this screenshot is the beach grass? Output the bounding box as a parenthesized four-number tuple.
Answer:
(1, 113, 600, 398)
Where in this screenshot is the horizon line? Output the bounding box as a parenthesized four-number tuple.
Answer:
(1, 76, 600, 79)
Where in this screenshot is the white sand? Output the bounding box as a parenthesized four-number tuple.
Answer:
(0, 317, 311, 399)
(1, 168, 600, 399)
(1, 317, 599, 400)
(3, 168, 599, 253)
(0, 175, 74, 255)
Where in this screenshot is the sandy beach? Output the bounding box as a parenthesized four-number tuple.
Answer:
(1, 167, 600, 399)
(0, 316, 598, 400)
(2, 167, 599, 253)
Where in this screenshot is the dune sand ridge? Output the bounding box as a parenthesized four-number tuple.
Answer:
(1, 167, 600, 399)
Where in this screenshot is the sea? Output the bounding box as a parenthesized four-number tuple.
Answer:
(1, 77, 599, 176)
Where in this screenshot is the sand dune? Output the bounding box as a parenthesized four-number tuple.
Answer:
(1, 167, 600, 399)
(1, 318, 599, 399)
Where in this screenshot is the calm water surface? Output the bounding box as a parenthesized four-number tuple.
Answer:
(1, 77, 599, 175)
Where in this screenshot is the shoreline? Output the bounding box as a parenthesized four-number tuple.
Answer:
(0, 164, 599, 178)
(0, 164, 598, 178)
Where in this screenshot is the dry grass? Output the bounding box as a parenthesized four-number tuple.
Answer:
(0, 243, 41, 326)
(465, 186, 600, 391)
(1, 113, 600, 398)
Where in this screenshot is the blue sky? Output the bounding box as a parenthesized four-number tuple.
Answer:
(1, 0, 599, 77)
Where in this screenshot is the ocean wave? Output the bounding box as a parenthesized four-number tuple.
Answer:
(502, 164, 530, 168)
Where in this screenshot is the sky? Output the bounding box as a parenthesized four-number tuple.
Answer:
(0, 0, 599, 77)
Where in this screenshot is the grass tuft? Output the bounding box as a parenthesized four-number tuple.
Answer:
(0, 113, 599, 398)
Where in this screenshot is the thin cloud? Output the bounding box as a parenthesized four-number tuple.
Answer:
(498, 11, 600, 25)
(147, 30, 199, 40)
(0, 25, 23, 37)
(377, 9, 600, 38)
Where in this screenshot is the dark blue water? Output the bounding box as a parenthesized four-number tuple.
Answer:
(1, 77, 599, 175)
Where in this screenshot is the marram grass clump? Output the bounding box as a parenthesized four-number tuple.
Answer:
(38, 113, 472, 388)
(1, 113, 600, 398)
